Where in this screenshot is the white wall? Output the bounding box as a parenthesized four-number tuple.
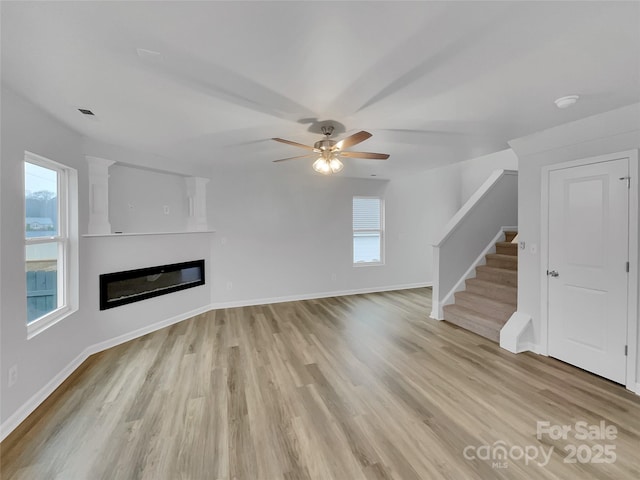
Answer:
(459, 149, 518, 204)
(431, 170, 518, 319)
(0, 83, 520, 436)
(83, 137, 210, 179)
(509, 102, 640, 388)
(83, 233, 213, 345)
(207, 165, 465, 307)
(207, 148, 518, 308)
(1, 86, 91, 424)
(0, 87, 213, 436)
(109, 164, 189, 234)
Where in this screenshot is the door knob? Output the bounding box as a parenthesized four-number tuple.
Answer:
(547, 270, 559, 277)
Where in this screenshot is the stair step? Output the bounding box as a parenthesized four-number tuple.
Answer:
(454, 291, 516, 321)
(476, 265, 518, 287)
(504, 231, 518, 242)
(495, 241, 518, 256)
(465, 278, 517, 304)
(485, 253, 518, 270)
(443, 304, 505, 342)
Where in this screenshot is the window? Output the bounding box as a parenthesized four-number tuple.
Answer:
(353, 196, 384, 265)
(24, 152, 77, 336)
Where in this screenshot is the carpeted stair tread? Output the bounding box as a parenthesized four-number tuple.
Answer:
(495, 242, 518, 256)
(454, 291, 515, 321)
(443, 304, 506, 342)
(485, 253, 518, 270)
(465, 278, 517, 304)
(475, 265, 518, 287)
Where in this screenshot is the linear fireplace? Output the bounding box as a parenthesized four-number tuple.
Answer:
(99, 259, 205, 310)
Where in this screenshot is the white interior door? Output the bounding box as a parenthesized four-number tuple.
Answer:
(547, 158, 629, 384)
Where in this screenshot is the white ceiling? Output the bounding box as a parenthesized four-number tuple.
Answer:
(2, 1, 639, 179)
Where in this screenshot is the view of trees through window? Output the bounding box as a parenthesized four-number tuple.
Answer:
(25, 161, 60, 323)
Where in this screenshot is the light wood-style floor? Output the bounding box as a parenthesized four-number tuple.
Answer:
(2, 288, 639, 479)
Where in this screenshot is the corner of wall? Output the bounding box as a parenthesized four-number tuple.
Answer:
(500, 311, 535, 353)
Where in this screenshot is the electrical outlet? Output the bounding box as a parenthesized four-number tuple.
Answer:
(163, 205, 170, 215)
(8, 364, 18, 387)
(226, 281, 233, 290)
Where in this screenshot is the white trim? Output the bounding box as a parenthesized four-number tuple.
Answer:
(433, 170, 517, 247)
(0, 283, 433, 441)
(24, 153, 79, 339)
(442, 227, 517, 315)
(635, 383, 640, 396)
(85, 156, 115, 235)
(210, 282, 432, 310)
(82, 230, 216, 237)
(87, 304, 212, 354)
(527, 344, 547, 356)
(626, 152, 638, 392)
(430, 248, 441, 319)
(0, 347, 88, 442)
(539, 150, 638, 392)
(539, 163, 551, 356)
(0, 303, 211, 442)
(27, 305, 72, 339)
(500, 312, 534, 353)
(430, 226, 517, 320)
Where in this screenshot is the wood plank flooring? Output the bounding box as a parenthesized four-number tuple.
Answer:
(2, 288, 639, 479)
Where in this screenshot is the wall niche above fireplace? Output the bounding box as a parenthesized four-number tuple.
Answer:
(99, 260, 205, 310)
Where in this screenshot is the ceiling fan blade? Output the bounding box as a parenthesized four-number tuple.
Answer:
(334, 131, 372, 150)
(273, 154, 315, 163)
(340, 151, 389, 160)
(272, 137, 316, 151)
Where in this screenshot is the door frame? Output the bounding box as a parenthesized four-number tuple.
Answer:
(540, 150, 638, 392)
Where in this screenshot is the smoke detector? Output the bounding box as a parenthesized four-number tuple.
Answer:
(554, 95, 579, 109)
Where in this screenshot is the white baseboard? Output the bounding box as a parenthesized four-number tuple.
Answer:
(87, 304, 212, 355)
(0, 348, 89, 442)
(519, 343, 541, 354)
(1, 284, 433, 441)
(0, 303, 212, 442)
(210, 282, 432, 310)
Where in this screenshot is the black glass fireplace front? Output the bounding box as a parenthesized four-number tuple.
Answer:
(99, 259, 205, 310)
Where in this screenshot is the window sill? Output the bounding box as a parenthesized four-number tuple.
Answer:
(27, 305, 76, 339)
(353, 262, 385, 267)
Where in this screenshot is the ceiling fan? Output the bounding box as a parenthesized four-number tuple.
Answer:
(272, 125, 390, 175)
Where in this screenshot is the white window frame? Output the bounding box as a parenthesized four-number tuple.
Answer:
(352, 195, 385, 266)
(24, 152, 78, 338)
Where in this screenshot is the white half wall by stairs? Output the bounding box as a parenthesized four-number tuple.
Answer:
(431, 169, 518, 320)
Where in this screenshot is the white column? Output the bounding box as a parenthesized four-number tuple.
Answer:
(86, 156, 115, 234)
(185, 177, 210, 231)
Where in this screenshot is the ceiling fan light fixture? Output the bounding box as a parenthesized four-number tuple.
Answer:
(272, 126, 387, 173)
(312, 155, 343, 175)
(329, 156, 344, 173)
(312, 157, 331, 175)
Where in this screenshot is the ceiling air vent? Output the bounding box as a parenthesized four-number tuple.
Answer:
(78, 108, 95, 116)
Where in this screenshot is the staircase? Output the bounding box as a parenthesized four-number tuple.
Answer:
(443, 231, 518, 342)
